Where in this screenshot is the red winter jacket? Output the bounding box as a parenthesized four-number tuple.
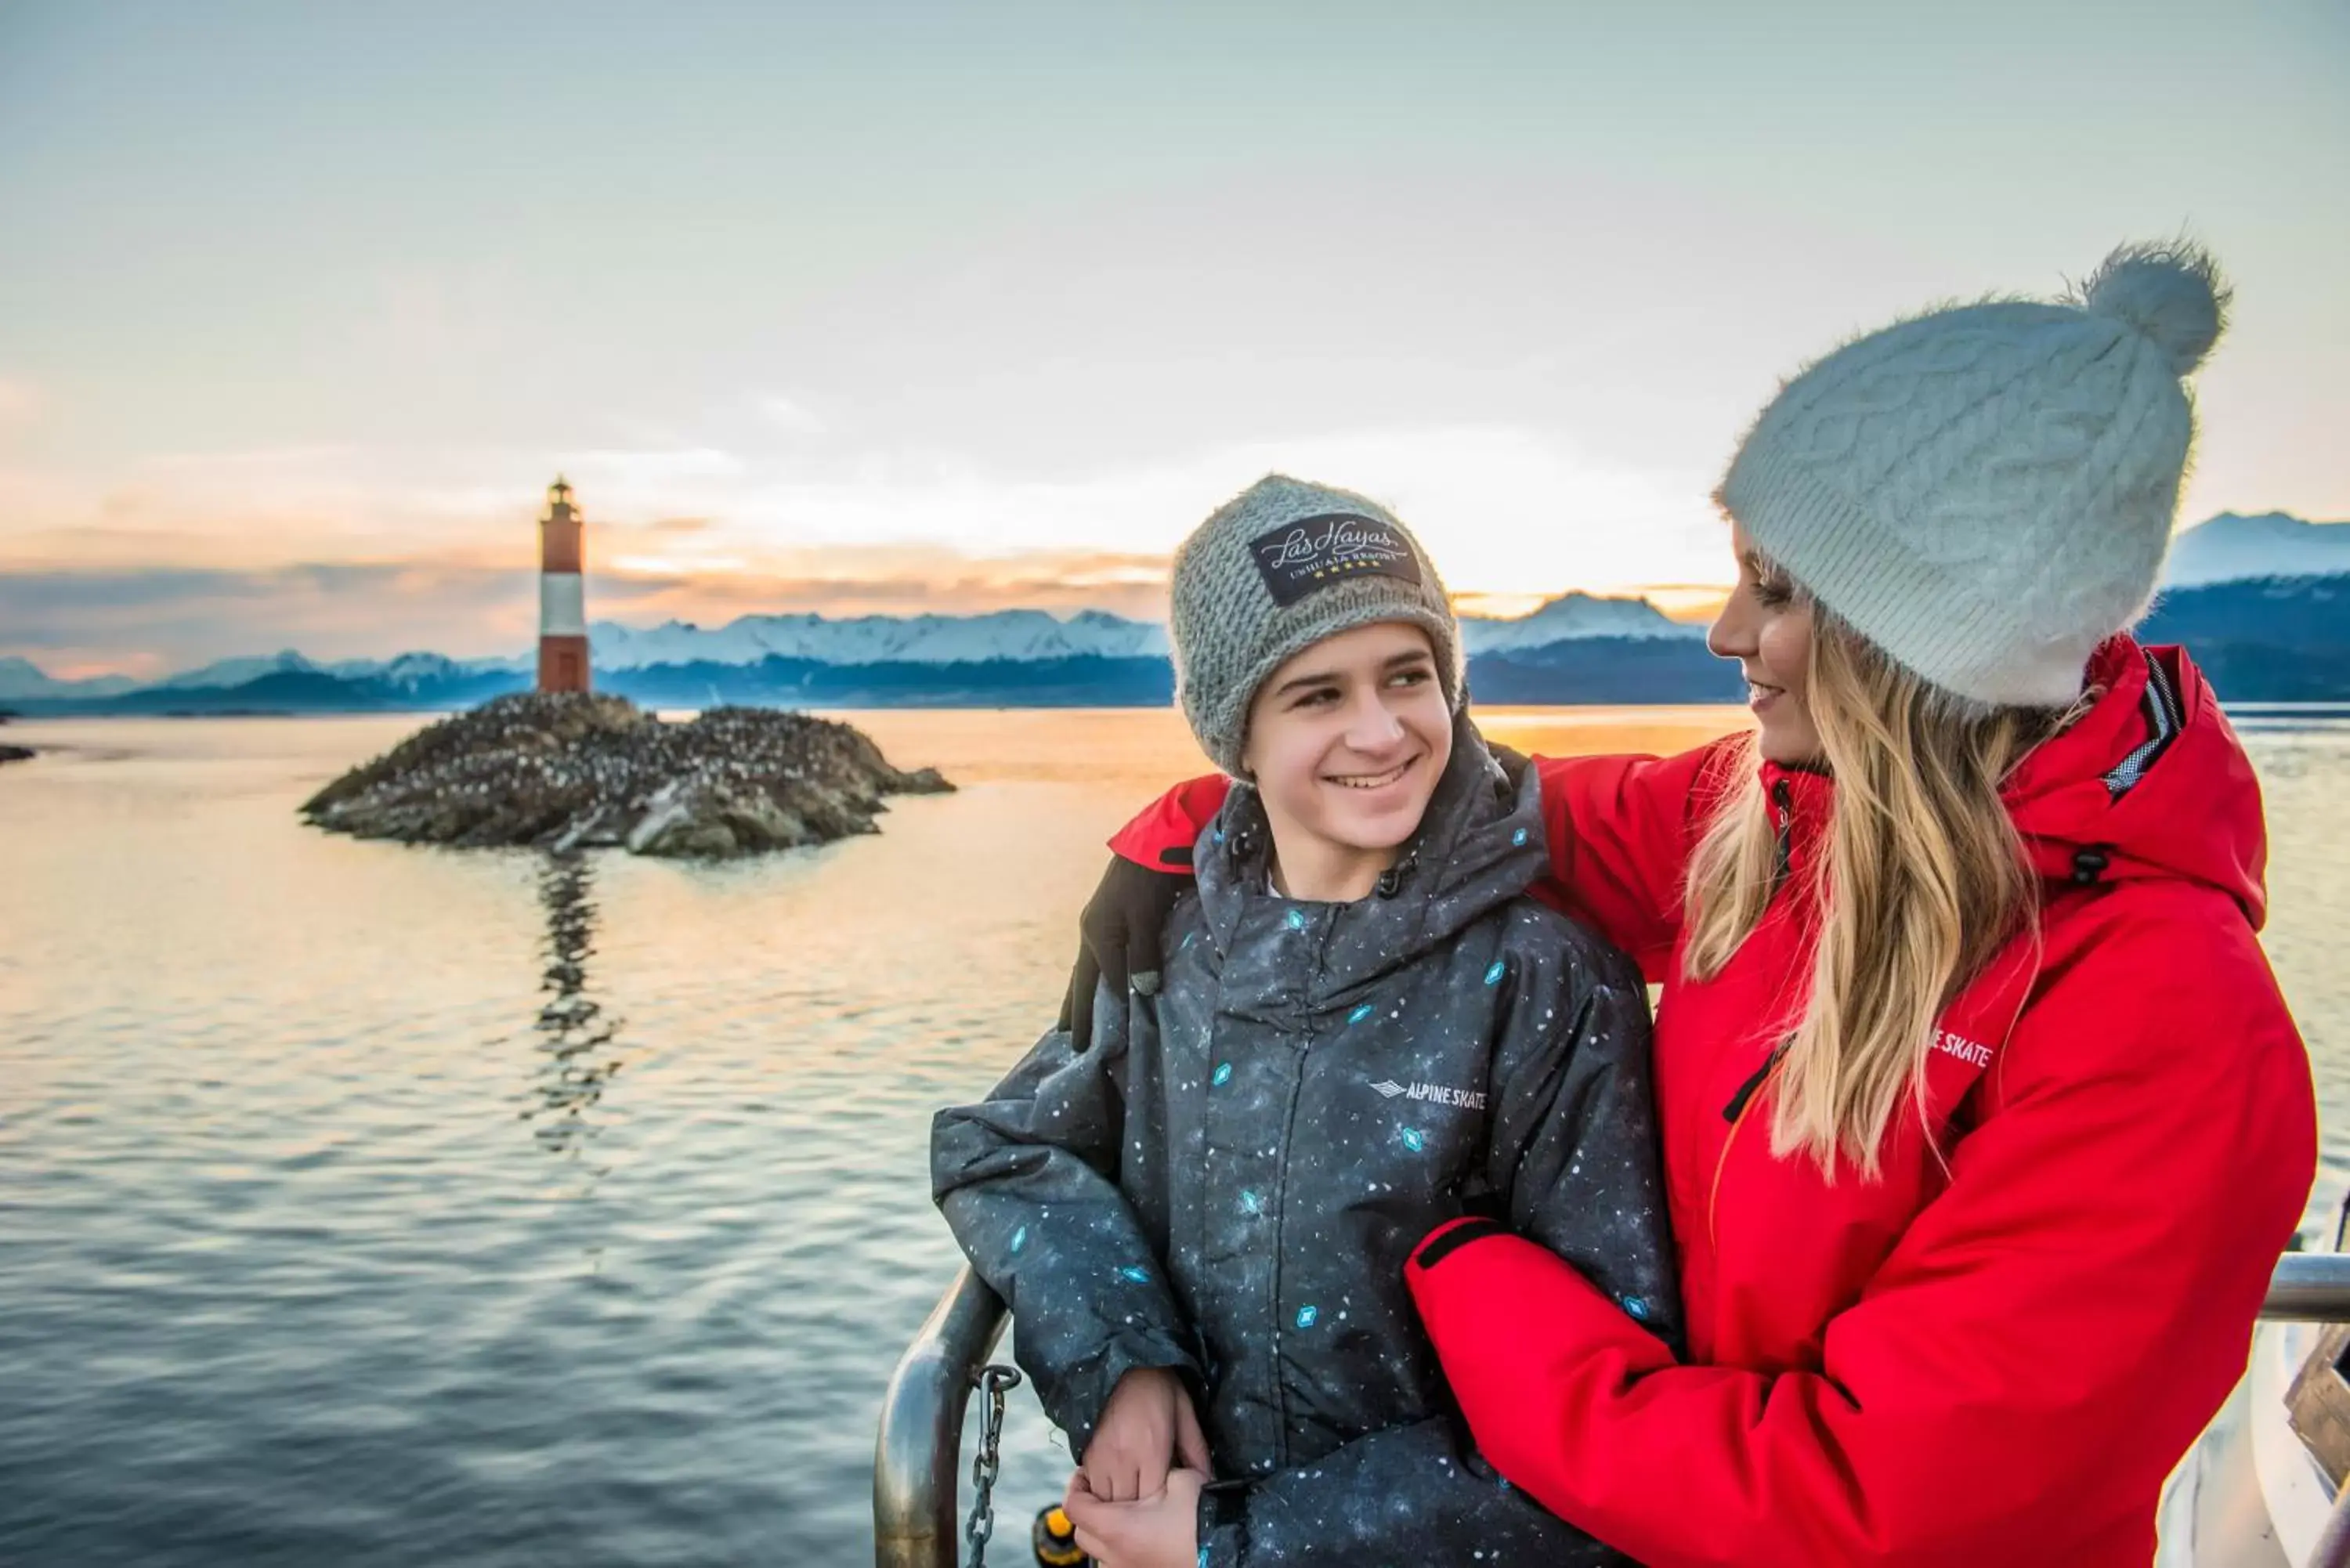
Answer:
(1108, 639, 2316, 1567)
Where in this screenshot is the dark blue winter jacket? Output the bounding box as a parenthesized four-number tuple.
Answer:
(934, 717, 1676, 1565)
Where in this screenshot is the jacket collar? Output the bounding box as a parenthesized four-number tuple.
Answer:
(1192, 711, 1546, 1005)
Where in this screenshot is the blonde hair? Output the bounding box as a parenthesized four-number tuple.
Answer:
(1683, 605, 2078, 1179)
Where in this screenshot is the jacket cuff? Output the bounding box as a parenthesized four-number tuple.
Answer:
(1409, 1227, 1664, 1362)
(1196, 1481, 1249, 1567)
(1406, 1230, 1674, 1498)
(1410, 1215, 1509, 1273)
(1063, 1331, 1204, 1461)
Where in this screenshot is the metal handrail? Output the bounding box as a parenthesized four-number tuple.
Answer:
(2259, 1253, 2350, 1322)
(875, 1266, 1010, 1568)
(872, 1252, 2350, 1566)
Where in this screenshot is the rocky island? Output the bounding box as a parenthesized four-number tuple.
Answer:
(301, 693, 953, 857)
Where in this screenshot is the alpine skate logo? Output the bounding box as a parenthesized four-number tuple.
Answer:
(1931, 1028, 1994, 1068)
(1369, 1078, 1487, 1111)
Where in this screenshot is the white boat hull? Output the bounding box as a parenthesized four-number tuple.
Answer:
(2164, 1320, 2342, 1566)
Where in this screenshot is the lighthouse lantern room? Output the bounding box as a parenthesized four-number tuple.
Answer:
(537, 476, 590, 693)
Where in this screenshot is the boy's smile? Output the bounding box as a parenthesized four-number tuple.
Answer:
(1323, 757, 1419, 791)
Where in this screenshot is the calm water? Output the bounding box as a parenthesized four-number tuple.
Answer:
(2, 706, 2345, 1566)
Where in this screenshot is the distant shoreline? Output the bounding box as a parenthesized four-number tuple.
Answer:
(8, 699, 2347, 724)
(2227, 702, 2350, 714)
(2, 697, 1764, 721)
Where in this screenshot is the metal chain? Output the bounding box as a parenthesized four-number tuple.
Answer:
(964, 1363, 1023, 1568)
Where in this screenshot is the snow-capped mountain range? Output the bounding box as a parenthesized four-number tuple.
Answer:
(0, 649, 532, 702)
(0, 592, 1700, 699)
(1460, 591, 1697, 652)
(588, 607, 1173, 670)
(586, 591, 1698, 673)
(2160, 511, 2350, 589)
(2, 512, 2338, 703)
(0, 657, 142, 702)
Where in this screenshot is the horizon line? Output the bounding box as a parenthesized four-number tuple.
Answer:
(5, 581, 1726, 685)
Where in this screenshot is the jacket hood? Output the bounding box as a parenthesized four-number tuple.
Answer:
(1762, 638, 2269, 928)
(2004, 638, 2269, 925)
(1194, 710, 1547, 1000)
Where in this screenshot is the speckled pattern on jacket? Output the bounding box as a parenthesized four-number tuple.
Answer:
(934, 717, 1678, 1564)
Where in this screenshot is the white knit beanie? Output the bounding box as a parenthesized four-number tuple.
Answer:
(1170, 474, 1463, 775)
(1719, 242, 2230, 708)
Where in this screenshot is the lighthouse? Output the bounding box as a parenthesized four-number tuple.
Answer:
(537, 476, 590, 693)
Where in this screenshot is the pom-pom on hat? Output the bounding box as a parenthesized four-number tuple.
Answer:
(1719, 241, 2231, 708)
(1170, 474, 1462, 775)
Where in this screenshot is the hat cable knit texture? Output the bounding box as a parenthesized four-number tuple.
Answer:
(1170, 474, 1462, 775)
(1719, 241, 2230, 707)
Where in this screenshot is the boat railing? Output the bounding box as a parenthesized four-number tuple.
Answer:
(874, 1252, 2350, 1567)
(2259, 1253, 2350, 1323)
(875, 1266, 1010, 1568)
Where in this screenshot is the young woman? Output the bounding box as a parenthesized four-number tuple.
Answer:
(935, 475, 1676, 1568)
(1061, 244, 2317, 1566)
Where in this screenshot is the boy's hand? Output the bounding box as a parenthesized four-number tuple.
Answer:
(1065, 1465, 1206, 1568)
(1080, 1367, 1211, 1502)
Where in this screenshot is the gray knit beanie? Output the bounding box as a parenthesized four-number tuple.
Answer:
(1720, 241, 2229, 708)
(1170, 474, 1463, 775)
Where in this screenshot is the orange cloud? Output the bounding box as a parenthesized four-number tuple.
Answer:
(0, 422, 1747, 677)
(0, 543, 1184, 677)
(588, 547, 1174, 622)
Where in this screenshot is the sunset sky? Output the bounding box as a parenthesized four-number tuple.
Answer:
(2, 1, 2345, 679)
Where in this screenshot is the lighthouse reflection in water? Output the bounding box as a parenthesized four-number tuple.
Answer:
(523, 853, 627, 1159)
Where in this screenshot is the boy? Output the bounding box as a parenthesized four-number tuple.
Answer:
(932, 475, 1675, 1566)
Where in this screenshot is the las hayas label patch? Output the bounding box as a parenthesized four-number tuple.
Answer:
(1248, 513, 1423, 607)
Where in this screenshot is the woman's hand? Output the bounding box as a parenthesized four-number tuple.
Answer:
(1488, 739, 1531, 792)
(1059, 855, 1191, 1046)
(1081, 1367, 1210, 1503)
(1064, 1465, 1206, 1568)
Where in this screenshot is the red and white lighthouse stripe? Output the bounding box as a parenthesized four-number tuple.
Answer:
(537, 475, 590, 693)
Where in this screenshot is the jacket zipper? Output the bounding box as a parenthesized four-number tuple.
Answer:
(1768, 776, 1795, 885)
(1723, 1048, 1780, 1123)
(1708, 1040, 1787, 1252)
